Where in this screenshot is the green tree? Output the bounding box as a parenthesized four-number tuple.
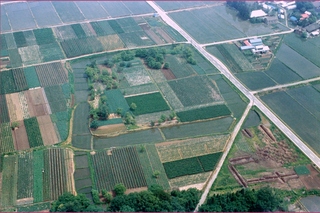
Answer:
(139, 145, 146, 153)
(116, 108, 123, 116)
(130, 102, 137, 111)
(90, 120, 99, 130)
(163, 62, 170, 69)
(120, 205, 135, 212)
(153, 170, 161, 178)
(92, 189, 102, 204)
(11, 121, 19, 130)
(102, 189, 113, 204)
(114, 183, 126, 196)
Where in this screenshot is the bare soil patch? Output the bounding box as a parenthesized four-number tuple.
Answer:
(161, 68, 176, 80)
(6, 93, 24, 122)
(24, 88, 50, 117)
(92, 123, 127, 136)
(37, 115, 59, 146)
(12, 120, 30, 150)
(155, 27, 174, 43)
(125, 187, 148, 194)
(144, 29, 165, 45)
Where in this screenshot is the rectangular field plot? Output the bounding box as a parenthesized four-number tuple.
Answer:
(28, 1, 62, 27)
(72, 135, 91, 150)
(52, 1, 85, 23)
(54, 25, 78, 41)
(24, 67, 40, 88)
(99, 1, 131, 17)
(72, 102, 90, 136)
(1, 155, 18, 207)
(161, 117, 233, 140)
(91, 147, 147, 191)
(265, 58, 302, 84)
(236, 72, 277, 91)
(60, 37, 104, 58)
(37, 115, 59, 146)
(164, 55, 196, 78)
(24, 88, 51, 117)
(35, 62, 68, 87)
(93, 128, 164, 149)
(75, 2, 109, 20)
(24, 117, 44, 148)
(44, 85, 67, 113)
(158, 82, 184, 110)
(123, 66, 152, 86)
(33, 28, 56, 46)
(168, 76, 223, 107)
(261, 91, 320, 154)
(0, 122, 15, 153)
(0, 94, 10, 123)
(125, 92, 170, 115)
(39, 42, 65, 62)
(12, 120, 30, 151)
(105, 89, 130, 114)
(0, 70, 18, 94)
(42, 148, 73, 201)
(18, 45, 42, 66)
(116, 17, 142, 33)
(8, 48, 23, 68)
(90, 21, 115, 36)
(13, 32, 28, 48)
(137, 144, 170, 189)
(156, 134, 228, 163)
(4, 33, 16, 49)
(276, 44, 320, 79)
(6, 92, 24, 122)
(119, 31, 155, 48)
(156, 1, 219, 11)
(17, 152, 33, 200)
(23, 30, 37, 46)
(4, 2, 37, 31)
(122, 2, 154, 15)
(33, 150, 44, 203)
(1, 10, 11, 32)
(177, 104, 231, 122)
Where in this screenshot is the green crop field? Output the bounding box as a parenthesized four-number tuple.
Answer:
(125, 92, 170, 115)
(0, 95, 10, 123)
(60, 37, 104, 58)
(164, 54, 196, 78)
(51, 110, 70, 142)
(105, 89, 130, 114)
(116, 17, 141, 33)
(294, 165, 310, 175)
(120, 83, 158, 96)
(44, 85, 67, 113)
(161, 117, 233, 140)
(242, 110, 261, 129)
(13, 32, 27, 48)
(0, 122, 14, 153)
(17, 152, 33, 199)
(1, 155, 18, 207)
(236, 72, 277, 91)
(168, 76, 222, 107)
(72, 135, 91, 150)
(35, 62, 68, 87)
(177, 104, 231, 122)
(39, 42, 65, 62)
(24, 117, 44, 148)
(70, 24, 87, 39)
(158, 82, 184, 110)
(23, 66, 40, 88)
(33, 28, 56, 45)
(90, 21, 115, 36)
(12, 68, 28, 91)
(33, 150, 44, 203)
(276, 44, 320, 79)
(72, 103, 90, 136)
(261, 91, 320, 154)
(198, 152, 222, 172)
(91, 147, 147, 191)
(123, 66, 151, 87)
(265, 58, 302, 84)
(0, 70, 18, 94)
(119, 31, 155, 47)
(93, 128, 164, 149)
(8, 48, 23, 68)
(108, 20, 125, 34)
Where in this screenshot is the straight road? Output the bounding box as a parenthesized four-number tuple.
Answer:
(147, 0, 320, 209)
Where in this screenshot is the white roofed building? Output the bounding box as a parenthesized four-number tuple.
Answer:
(250, 10, 267, 18)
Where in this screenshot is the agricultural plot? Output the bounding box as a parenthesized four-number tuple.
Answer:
(12, 120, 30, 151)
(33, 150, 44, 203)
(39, 42, 65, 62)
(24, 117, 44, 148)
(35, 62, 68, 87)
(105, 89, 130, 114)
(125, 92, 170, 115)
(51, 1, 85, 23)
(4, 33, 17, 49)
(0, 122, 14, 153)
(93, 128, 164, 149)
(8, 49, 23, 68)
(116, 17, 141, 33)
(122, 1, 155, 15)
(72, 135, 91, 150)
(3, 2, 36, 31)
(33, 28, 56, 46)
(156, 134, 228, 163)
(54, 25, 78, 41)
(74, 153, 92, 195)
(23, 30, 37, 46)
(242, 110, 261, 129)
(75, 2, 109, 20)
(0, 70, 18, 95)
(43, 148, 73, 201)
(236, 72, 277, 91)
(90, 21, 115, 36)
(37, 115, 59, 146)
(60, 37, 104, 58)
(28, 1, 62, 27)
(13, 32, 28, 48)
(0, 95, 10, 123)
(97, 34, 125, 50)
(265, 58, 302, 84)
(177, 104, 231, 122)
(168, 76, 223, 107)
(161, 117, 233, 140)
(165, 55, 196, 78)
(157, 82, 184, 110)
(163, 152, 222, 179)
(17, 152, 33, 200)
(123, 66, 152, 86)
(1, 8, 11, 32)
(17, 202, 51, 212)
(99, 1, 131, 18)
(73, 103, 90, 135)
(261, 91, 320, 154)
(276, 44, 320, 79)
(91, 147, 147, 191)
(44, 85, 67, 113)
(12, 68, 28, 92)
(119, 31, 155, 48)
(1, 155, 18, 207)
(120, 83, 158, 96)
(18, 45, 42, 66)
(300, 196, 320, 212)
(24, 88, 51, 117)
(6, 93, 24, 122)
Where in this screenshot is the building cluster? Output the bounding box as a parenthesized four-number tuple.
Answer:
(240, 38, 270, 54)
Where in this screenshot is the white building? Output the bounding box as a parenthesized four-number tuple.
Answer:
(250, 10, 267, 18)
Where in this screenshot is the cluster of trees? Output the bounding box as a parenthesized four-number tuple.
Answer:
(291, 2, 319, 27)
(151, 111, 177, 127)
(135, 48, 166, 69)
(227, 1, 252, 20)
(50, 184, 202, 212)
(199, 187, 287, 212)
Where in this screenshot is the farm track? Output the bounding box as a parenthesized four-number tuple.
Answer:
(147, 1, 320, 210)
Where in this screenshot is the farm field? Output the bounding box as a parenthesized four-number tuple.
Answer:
(236, 72, 277, 91)
(260, 88, 320, 155)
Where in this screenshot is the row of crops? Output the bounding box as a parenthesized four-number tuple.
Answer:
(0, 148, 73, 208)
(91, 146, 147, 191)
(73, 151, 92, 197)
(163, 152, 223, 179)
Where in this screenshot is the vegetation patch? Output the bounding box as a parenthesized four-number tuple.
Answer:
(24, 66, 40, 88)
(294, 165, 310, 175)
(33, 28, 56, 45)
(177, 104, 231, 122)
(125, 92, 170, 116)
(24, 117, 44, 148)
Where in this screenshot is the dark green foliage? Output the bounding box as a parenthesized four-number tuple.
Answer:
(199, 187, 283, 212)
(227, 2, 251, 20)
(92, 189, 102, 204)
(24, 66, 40, 88)
(24, 117, 43, 148)
(90, 120, 99, 129)
(108, 20, 125, 34)
(125, 92, 170, 115)
(177, 105, 231, 122)
(33, 28, 56, 45)
(12, 68, 28, 91)
(44, 85, 67, 113)
(50, 192, 101, 212)
(164, 157, 203, 179)
(71, 24, 87, 39)
(85, 64, 118, 89)
(0, 95, 10, 123)
(105, 89, 130, 114)
(60, 37, 103, 58)
(114, 183, 126, 196)
(0, 70, 17, 94)
(13, 32, 27, 48)
(198, 152, 222, 172)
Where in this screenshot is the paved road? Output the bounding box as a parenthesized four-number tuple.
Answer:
(252, 76, 320, 94)
(147, 0, 320, 209)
